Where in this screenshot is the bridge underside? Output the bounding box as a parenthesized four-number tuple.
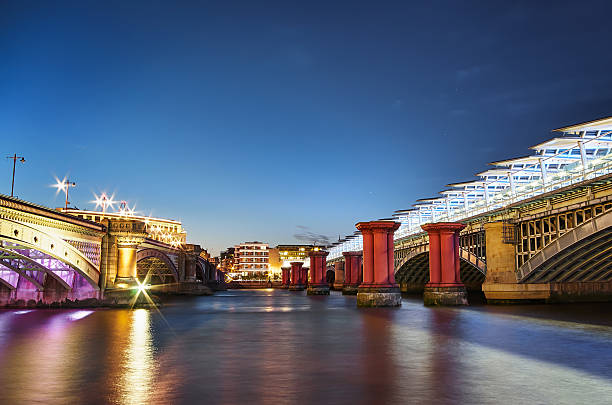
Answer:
(520, 227, 612, 284)
(137, 257, 179, 286)
(395, 252, 485, 293)
(0, 242, 99, 305)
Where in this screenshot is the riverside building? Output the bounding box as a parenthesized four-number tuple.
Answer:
(233, 242, 269, 280)
(277, 244, 321, 267)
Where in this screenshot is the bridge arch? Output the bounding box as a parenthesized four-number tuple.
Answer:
(394, 246, 486, 289)
(517, 210, 612, 283)
(136, 248, 179, 284)
(195, 260, 204, 281)
(0, 217, 100, 291)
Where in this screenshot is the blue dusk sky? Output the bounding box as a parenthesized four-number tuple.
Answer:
(2, 1, 612, 255)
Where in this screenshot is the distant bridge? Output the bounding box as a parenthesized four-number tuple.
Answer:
(0, 196, 223, 306)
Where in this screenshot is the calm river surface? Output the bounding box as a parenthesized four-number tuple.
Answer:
(1, 289, 611, 405)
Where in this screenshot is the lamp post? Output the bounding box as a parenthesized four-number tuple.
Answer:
(6, 154, 25, 197)
(59, 179, 76, 210)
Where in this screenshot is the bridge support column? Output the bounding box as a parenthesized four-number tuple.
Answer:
(281, 267, 290, 288)
(356, 221, 401, 307)
(185, 257, 197, 282)
(342, 251, 362, 295)
(307, 250, 330, 295)
(289, 262, 305, 291)
(422, 222, 468, 306)
(333, 260, 344, 290)
(302, 267, 309, 288)
(116, 243, 139, 286)
(108, 220, 147, 289)
(481, 221, 543, 303)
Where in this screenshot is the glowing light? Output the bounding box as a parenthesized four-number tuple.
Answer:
(52, 176, 67, 194)
(118, 200, 136, 217)
(116, 283, 129, 289)
(67, 310, 93, 321)
(14, 310, 32, 315)
(134, 279, 150, 294)
(92, 192, 116, 212)
(121, 309, 154, 404)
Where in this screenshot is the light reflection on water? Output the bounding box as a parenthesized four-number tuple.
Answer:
(120, 309, 155, 405)
(0, 290, 610, 405)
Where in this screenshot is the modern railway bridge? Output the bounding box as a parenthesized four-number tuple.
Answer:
(0, 197, 222, 306)
(325, 116, 612, 305)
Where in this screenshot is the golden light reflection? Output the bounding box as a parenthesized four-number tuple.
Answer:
(120, 309, 155, 405)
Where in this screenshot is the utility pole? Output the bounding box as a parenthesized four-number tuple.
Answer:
(6, 154, 25, 197)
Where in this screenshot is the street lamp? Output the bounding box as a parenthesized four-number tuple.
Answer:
(54, 178, 76, 210)
(6, 154, 25, 197)
(93, 192, 115, 216)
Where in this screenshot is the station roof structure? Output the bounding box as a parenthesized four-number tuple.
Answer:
(327, 116, 612, 260)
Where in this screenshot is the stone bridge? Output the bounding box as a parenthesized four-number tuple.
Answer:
(0, 195, 223, 306)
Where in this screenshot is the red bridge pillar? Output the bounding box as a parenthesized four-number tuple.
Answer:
(289, 262, 305, 291)
(421, 222, 468, 306)
(355, 221, 401, 307)
(333, 260, 344, 290)
(341, 251, 362, 295)
(281, 267, 291, 289)
(307, 250, 330, 295)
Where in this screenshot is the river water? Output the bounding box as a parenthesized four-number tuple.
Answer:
(0, 289, 611, 405)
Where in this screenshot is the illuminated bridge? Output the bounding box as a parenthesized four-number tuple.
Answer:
(0, 197, 222, 306)
(327, 116, 612, 303)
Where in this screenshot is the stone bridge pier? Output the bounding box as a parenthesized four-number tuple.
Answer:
(281, 267, 291, 288)
(333, 260, 344, 290)
(421, 222, 468, 306)
(342, 251, 362, 295)
(356, 221, 401, 307)
(105, 220, 147, 288)
(289, 261, 305, 291)
(307, 250, 329, 295)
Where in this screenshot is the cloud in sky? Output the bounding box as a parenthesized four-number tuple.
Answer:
(293, 225, 331, 245)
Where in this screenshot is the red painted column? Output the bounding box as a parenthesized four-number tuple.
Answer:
(358, 225, 375, 286)
(427, 228, 441, 284)
(342, 251, 363, 295)
(440, 230, 457, 285)
(387, 230, 396, 285)
(281, 267, 290, 288)
(289, 261, 304, 290)
(307, 250, 330, 295)
(355, 221, 401, 307)
(373, 227, 390, 285)
(342, 253, 353, 287)
(333, 260, 344, 290)
(454, 232, 461, 283)
(308, 251, 326, 286)
(421, 222, 467, 305)
(353, 253, 363, 286)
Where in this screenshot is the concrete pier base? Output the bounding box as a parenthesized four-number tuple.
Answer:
(483, 281, 612, 304)
(307, 285, 330, 295)
(357, 287, 401, 307)
(342, 286, 358, 295)
(423, 285, 468, 306)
